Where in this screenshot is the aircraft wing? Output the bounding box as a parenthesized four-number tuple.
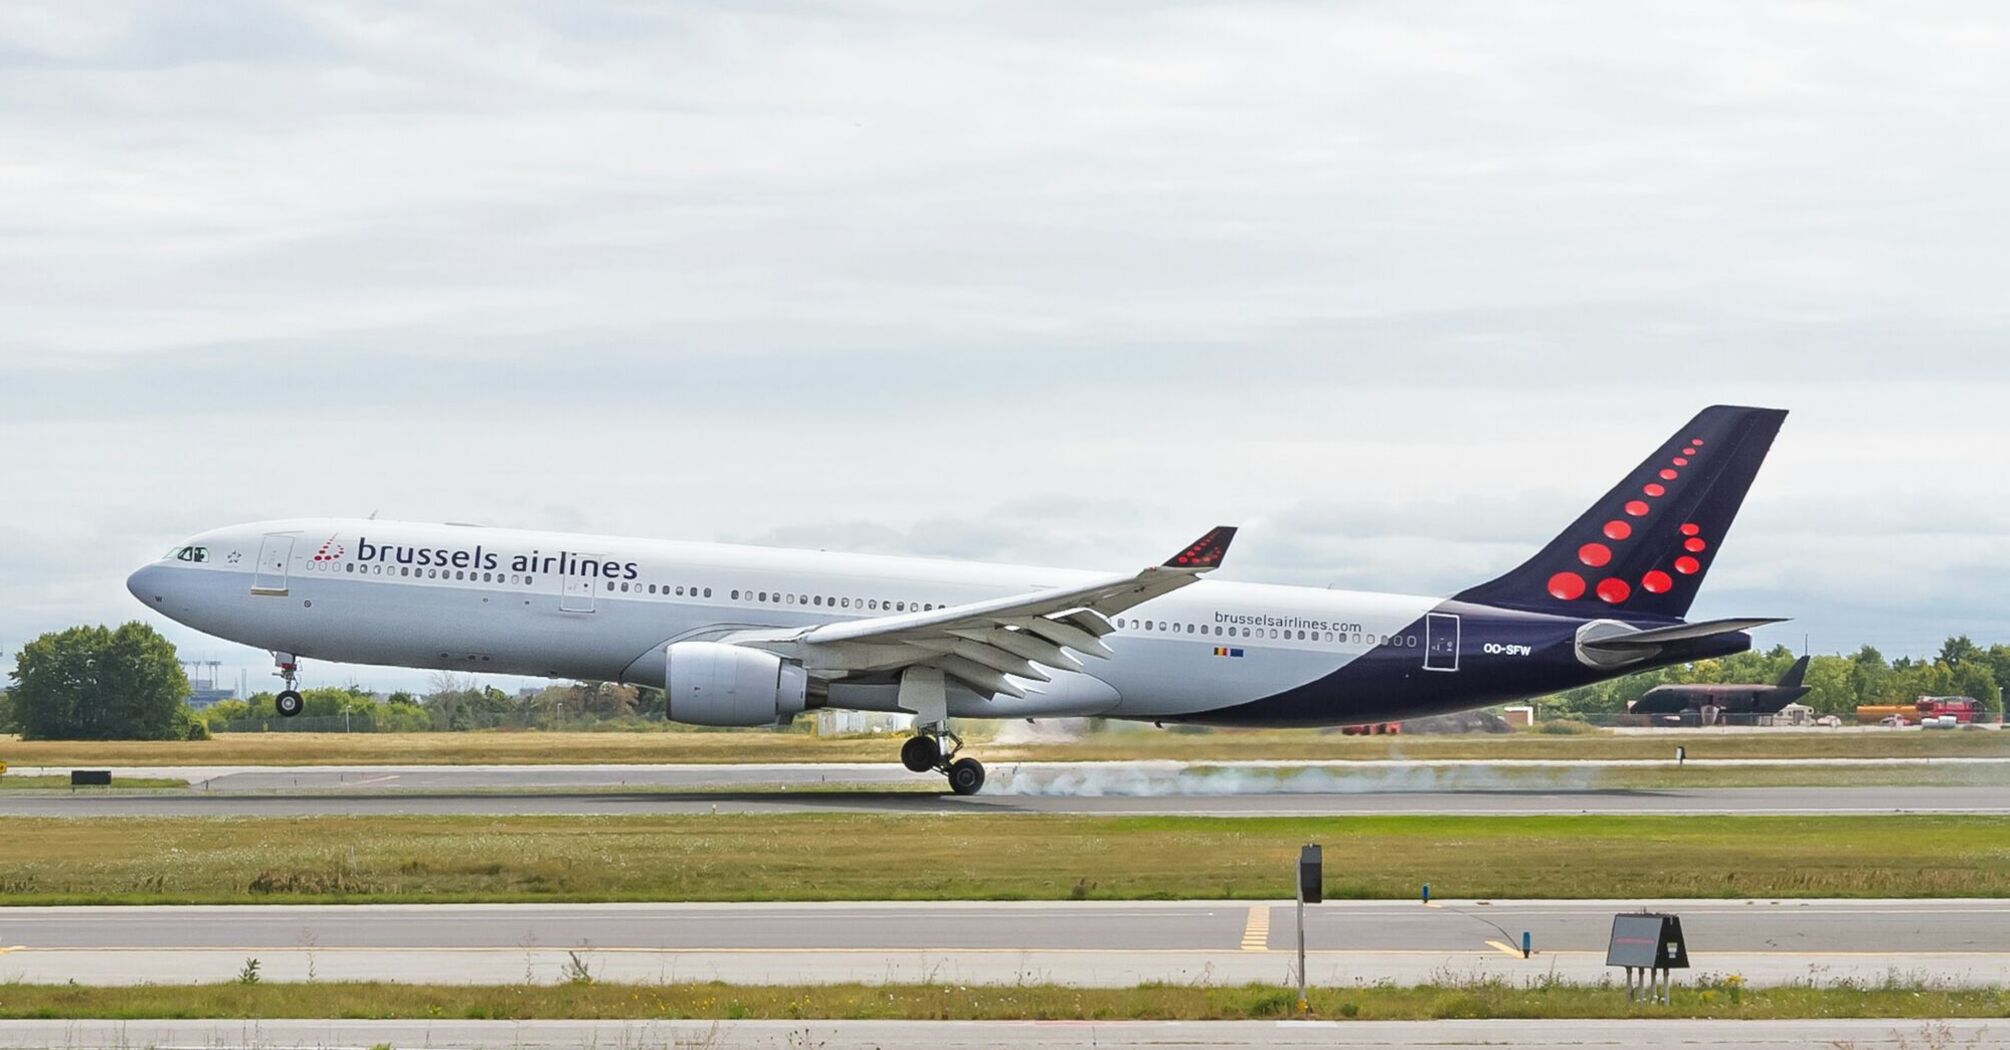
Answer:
(729, 526, 1236, 698)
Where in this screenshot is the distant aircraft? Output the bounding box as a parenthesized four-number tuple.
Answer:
(129, 406, 1788, 794)
(1629, 655, 1813, 716)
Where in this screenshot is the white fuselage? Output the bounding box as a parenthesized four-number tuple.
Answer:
(129, 518, 1444, 721)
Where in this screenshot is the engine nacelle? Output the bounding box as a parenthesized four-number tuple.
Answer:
(664, 641, 808, 727)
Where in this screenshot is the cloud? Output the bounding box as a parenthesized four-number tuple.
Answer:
(0, 1, 2006, 689)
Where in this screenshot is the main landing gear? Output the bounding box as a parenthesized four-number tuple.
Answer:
(901, 726, 986, 796)
(272, 652, 304, 718)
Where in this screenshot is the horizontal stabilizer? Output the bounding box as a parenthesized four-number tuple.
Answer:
(1582, 617, 1787, 654)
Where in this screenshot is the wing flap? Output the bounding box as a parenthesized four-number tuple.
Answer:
(791, 525, 1236, 696)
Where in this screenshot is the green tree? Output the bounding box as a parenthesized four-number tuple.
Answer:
(9, 623, 191, 740)
(1938, 635, 1982, 667)
(1798, 655, 1856, 716)
(0, 686, 16, 733)
(1950, 662, 2000, 712)
(1981, 646, 2010, 715)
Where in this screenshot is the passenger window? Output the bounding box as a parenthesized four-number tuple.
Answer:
(524, 576, 534, 586)
(703, 588, 712, 597)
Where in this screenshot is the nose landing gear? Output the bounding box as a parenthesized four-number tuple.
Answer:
(901, 726, 986, 796)
(272, 652, 304, 718)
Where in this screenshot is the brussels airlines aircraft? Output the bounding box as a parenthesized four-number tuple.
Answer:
(129, 405, 1787, 794)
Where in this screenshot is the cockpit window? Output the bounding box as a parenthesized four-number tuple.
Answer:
(167, 546, 208, 564)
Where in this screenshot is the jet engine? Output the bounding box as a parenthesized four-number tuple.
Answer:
(664, 641, 809, 727)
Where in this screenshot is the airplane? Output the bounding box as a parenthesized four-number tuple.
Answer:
(128, 405, 1788, 795)
(1629, 654, 1812, 716)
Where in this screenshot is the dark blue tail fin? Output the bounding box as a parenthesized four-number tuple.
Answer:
(1455, 405, 1787, 620)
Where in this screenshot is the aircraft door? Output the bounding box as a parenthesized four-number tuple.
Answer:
(1424, 612, 1460, 672)
(252, 534, 294, 595)
(560, 563, 599, 614)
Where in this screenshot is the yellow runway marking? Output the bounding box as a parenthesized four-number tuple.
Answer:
(1485, 939, 1526, 959)
(1239, 906, 1271, 952)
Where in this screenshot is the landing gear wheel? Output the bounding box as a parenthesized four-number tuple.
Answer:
(275, 690, 304, 718)
(900, 734, 941, 773)
(947, 757, 986, 796)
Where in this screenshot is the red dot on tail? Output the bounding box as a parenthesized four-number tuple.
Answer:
(1548, 572, 1587, 600)
(1682, 447, 1697, 456)
(1596, 578, 1631, 603)
(1643, 483, 1666, 497)
(1673, 457, 1689, 466)
(1604, 520, 1633, 540)
(1625, 500, 1650, 517)
(1659, 469, 1679, 480)
(1684, 537, 1707, 553)
(1675, 555, 1701, 574)
(1680, 523, 1701, 536)
(1578, 542, 1612, 567)
(1641, 570, 1673, 594)
(1692, 438, 1705, 445)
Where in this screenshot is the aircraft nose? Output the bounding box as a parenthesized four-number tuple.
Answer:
(127, 564, 164, 605)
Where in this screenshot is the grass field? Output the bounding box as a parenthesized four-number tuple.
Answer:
(1, 727, 2004, 766)
(0, 813, 2002, 904)
(0, 977, 2001, 1022)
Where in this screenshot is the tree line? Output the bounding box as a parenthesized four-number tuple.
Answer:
(1544, 636, 2007, 718)
(197, 674, 660, 733)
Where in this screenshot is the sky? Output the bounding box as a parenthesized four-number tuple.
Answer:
(2, 1, 2007, 693)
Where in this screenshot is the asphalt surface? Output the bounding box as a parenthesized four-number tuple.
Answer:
(2, 1019, 2003, 1049)
(5, 762, 2010, 815)
(3, 900, 2003, 988)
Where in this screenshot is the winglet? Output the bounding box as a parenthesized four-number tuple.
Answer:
(1164, 526, 1238, 570)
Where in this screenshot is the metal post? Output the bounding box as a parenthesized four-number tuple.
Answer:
(1295, 893, 1307, 1014)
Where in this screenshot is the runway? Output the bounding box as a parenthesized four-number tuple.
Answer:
(6, 762, 2010, 815)
(2, 1018, 2003, 1049)
(2, 899, 2003, 988)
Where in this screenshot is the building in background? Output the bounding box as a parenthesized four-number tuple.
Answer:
(182, 660, 236, 709)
